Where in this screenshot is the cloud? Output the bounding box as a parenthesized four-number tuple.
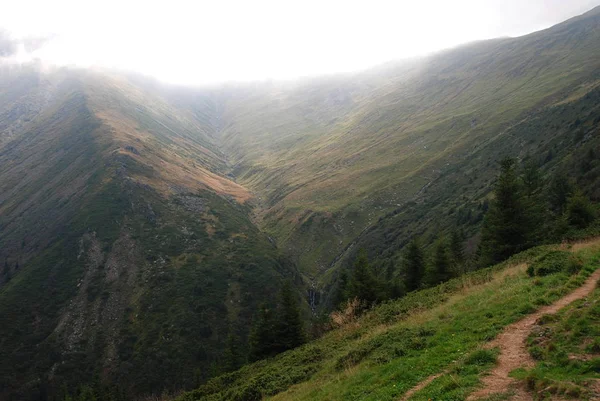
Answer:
(0, 28, 54, 65)
(22, 34, 54, 53)
(0, 29, 18, 57)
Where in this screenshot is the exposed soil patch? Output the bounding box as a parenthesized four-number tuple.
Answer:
(397, 259, 600, 401)
(399, 374, 443, 401)
(468, 268, 600, 400)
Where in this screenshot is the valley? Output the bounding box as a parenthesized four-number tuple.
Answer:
(0, 5, 599, 400)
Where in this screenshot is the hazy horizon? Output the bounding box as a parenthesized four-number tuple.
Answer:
(1, 0, 599, 85)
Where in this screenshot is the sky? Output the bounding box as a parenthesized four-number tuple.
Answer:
(1, 0, 599, 85)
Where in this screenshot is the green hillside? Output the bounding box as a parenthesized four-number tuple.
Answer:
(176, 241, 600, 401)
(0, 5, 600, 401)
(212, 6, 600, 284)
(0, 68, 299, 400)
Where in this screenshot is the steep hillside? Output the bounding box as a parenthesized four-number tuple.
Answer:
(1, 5, 600, 400)
(0, 67, 298, 400)
(176, 241, 600, 401)
(212, 6, 600, 286)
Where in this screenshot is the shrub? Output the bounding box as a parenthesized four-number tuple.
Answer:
(330, 298, 361, 328)
(527, 251, 582, 277)
(566, 191, 597, 229)
(463, 349, 497, 366)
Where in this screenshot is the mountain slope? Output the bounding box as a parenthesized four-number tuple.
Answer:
(0, 67, 298, 399)
(0, 5, 600, 400)
(211, 6, 600, 283)
(176, 242, 600, 401)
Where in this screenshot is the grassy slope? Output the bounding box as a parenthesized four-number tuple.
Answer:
(513, 246, 600, 399)
(176, 242, 600, 401)
(211, 7, 600, 280)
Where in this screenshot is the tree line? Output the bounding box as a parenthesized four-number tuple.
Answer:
(335, 157, 597, 311)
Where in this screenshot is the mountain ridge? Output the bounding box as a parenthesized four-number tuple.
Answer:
(1, 5, 600, 399)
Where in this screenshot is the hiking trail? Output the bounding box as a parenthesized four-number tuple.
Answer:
(399, 239, 600, 401)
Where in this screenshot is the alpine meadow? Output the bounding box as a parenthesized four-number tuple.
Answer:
(1, 4, 600, 401)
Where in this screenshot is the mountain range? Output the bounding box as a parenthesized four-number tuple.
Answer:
(1, 5, 600, 399)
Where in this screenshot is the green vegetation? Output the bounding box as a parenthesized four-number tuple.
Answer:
(479, 157, 542, 266)
(404, 239, 425, 292)
(526, 251, 583, 277)
(0, 77, 300, 399)
(1, 6, 600, 400)
(215, 7, 600, 284)
(249, 282, 306, 361)
(514, 257, 600, 399)
(176, 245, 600, 401)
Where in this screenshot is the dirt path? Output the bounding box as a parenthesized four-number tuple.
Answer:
(397, 262, 600, 401)
(399, 374, 443, 401)
(468, 267, 600, 400)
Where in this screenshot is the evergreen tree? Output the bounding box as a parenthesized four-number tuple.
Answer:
(274, 281, 306, 352)
(404, 239, 425, 292)
(479, 157, 540, 266)
(449, 231, 464, 269)
(522, 159, 542, 197)
(248, 303, 276, 361)
(548, 173, 574, 214)
(334, 269, 349, 307)
(222, 331, 243, 372)
(429, 239, 453, 285)
(566, 189, 597, 229)
(385, 259, 404, 300)
(77, 385, 97, 401)
(347, 250, 380, 304)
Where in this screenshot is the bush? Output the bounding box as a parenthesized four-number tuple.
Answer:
(566, 191, 597, 229)
(527, 251, 583, 277)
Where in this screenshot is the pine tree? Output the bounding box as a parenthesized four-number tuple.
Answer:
(347, 250, 380, 304)
(566, 189, 596, 229)
(449, 231, 464, 269)
(479, 157, 540, 266)
(385, 259, 404, 300)
(222, 331, 243, 372)
(548, 173, 574, 214)
(404, 239, 425, 292)
(248, 303, 276, 361)
(334, 270, 349, 307)
(274, 281, 306, 352)
(522, 159, 542, 198)
(429, 239, 453, 285)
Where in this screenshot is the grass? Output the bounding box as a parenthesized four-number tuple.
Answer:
(212, 10, 600, 282)
(176, 244, 600, 401)
(2, 10, 600, 400)
(511, 253, 600, 399)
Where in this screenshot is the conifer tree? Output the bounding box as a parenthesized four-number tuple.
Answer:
(223, 331, 243, 372)
(347, 250, 380, 304)
(334, 270, 349, 307)
(566, 189, 597, 228)
(404, 239, 425, 292)
(522, 159, 542, 197)
(248, 303, 276, 361)
(449, 231, 464, 269)
(429, 239, 452, 285)
(479, 157, 540, 266)
(385, 259, 404, 300)
(274, 281, 306, 352)
(548, 173, 574, 214)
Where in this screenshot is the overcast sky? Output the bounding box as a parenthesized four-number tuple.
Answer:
(1, 0, 599, 84)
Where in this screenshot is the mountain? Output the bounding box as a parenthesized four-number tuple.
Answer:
(211, 5, 600, 287)
(0, 67, 297, 399)
(1, 5, 600, 400)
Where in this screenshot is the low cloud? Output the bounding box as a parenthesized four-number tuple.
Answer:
(0, 29, 18, 57)
(0, 28, 54, 59)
